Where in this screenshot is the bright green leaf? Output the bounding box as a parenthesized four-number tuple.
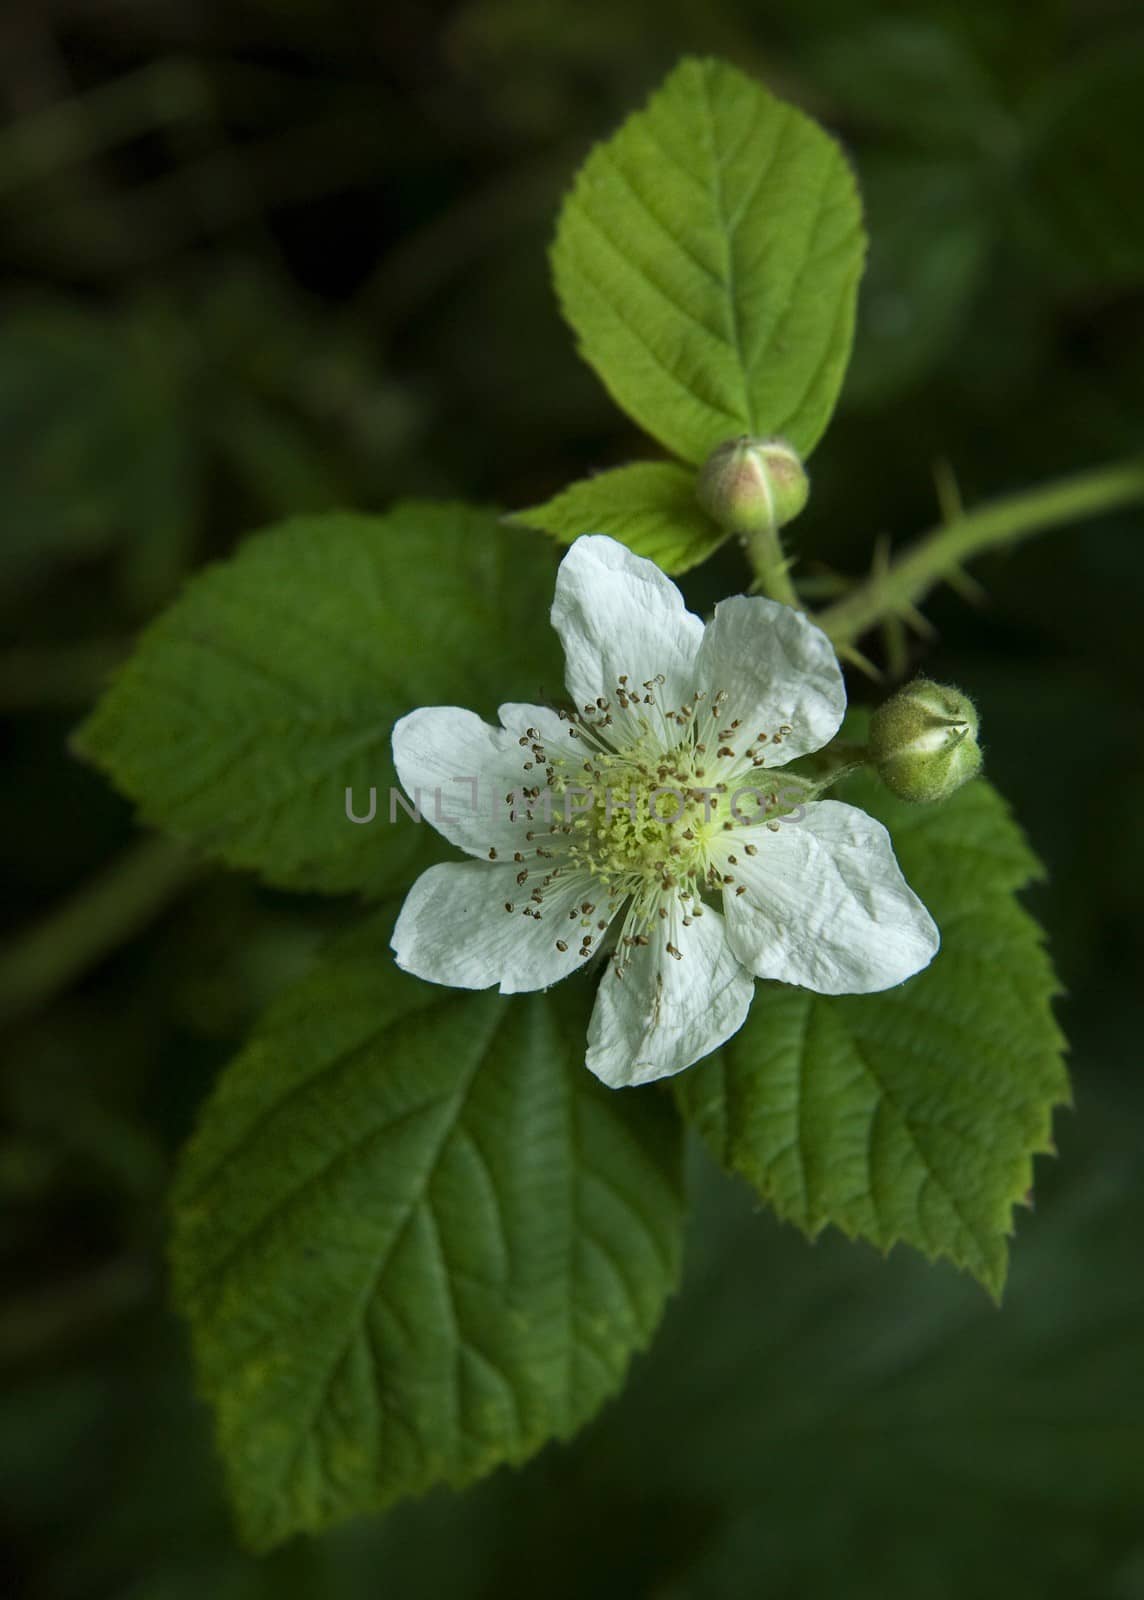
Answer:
(170, 920, 685, 1548)
(552, 56, 866, 464)
(514, 460, 725, 573)
(675, 774, 1069, 1296)
(73, 504, 563, 897)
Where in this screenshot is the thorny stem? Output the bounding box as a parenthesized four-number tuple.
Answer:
(818, 457, 1144, 647)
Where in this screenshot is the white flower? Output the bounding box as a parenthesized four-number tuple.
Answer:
(392, 536, 939, 1088)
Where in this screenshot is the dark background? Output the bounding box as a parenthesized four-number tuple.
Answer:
(2, 1, 1143, 1595)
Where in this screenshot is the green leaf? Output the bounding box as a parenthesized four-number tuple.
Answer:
(73, 504, 563, 897)
(675, 774, 1069, 1297)
(551, 56, 866, 465)
(170, 919, 685, 1548)
(514, 460, 725, 574)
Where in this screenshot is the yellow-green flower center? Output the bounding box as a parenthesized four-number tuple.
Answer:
(550, 736, 721, 900)
(500, 682, 796, 971)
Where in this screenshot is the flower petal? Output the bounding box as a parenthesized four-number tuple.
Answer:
(551, 535, 704, 736)
(392, 860, 599, 994)
(693, 595, 845, 766)
(586, 905, 754, 1088)
(392, 705, 553, 857)
(497, 701, 576, 755)
(718, 800, 939, 993)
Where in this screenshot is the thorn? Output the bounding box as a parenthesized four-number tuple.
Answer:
(944, 562, 989, 606)
(836, 643, 884, 682)
(932, 456, 964, 525)
(872, 531, 893, 580)
(899, 602, 937, 640)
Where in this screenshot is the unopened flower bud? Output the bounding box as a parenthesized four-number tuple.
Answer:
(696, 435, 809, 537)
(869, 679, 982, 804)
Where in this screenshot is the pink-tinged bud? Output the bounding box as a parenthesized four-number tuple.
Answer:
(696, 436, 809, 538)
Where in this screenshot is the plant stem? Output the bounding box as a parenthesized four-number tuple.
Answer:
(817, 457, 1144, 646)
(743, 525, 802, 609)
(0, 837, 200, 1027)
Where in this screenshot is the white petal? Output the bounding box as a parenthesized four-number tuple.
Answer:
(718, 800, 939, 994)
(551, 535, 704, 738)
(497, 701, 577, 755)
(694, 595, 845, 766)
(392, 705, 553, 857)
(585, 905, 754, 1088)
(393, 861, 600, 994)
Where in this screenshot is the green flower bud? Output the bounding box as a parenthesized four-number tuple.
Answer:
(869, 679, 983, 804)
(696, 435, 809, 537)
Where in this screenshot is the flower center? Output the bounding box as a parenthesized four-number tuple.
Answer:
(550, 734, 720, 900)
(499, 676, 795, 972)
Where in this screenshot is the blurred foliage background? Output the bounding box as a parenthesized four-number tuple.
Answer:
(2, 0, 1143, 1595)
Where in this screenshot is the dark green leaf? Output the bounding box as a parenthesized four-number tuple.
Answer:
(74, 504, 563, 897)
(171, 920, 685, 1547)
(675, 775, 1069, 1296)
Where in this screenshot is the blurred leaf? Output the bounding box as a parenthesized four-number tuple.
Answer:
(170, 918, 684, 1548)
(845, 158, 993, 407)
(676, 775, 1069, 1296)
(514, 460, 725, 572)
(597, 1107, 1144, 1600)
(1024, 40, 1144, 289)
(811, 21, 1010, 151)
(552, 56, 866, 463)
(73, 504, 563, 897)
(212, 400, 348, 516)
(0, 300, 196, 605)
